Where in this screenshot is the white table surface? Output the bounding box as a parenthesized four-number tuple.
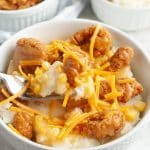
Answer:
(0, 2, 150, 150)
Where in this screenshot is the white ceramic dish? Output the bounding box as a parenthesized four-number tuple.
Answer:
(0, 0, 59, 32)
(91, 0, 150, 31)
(0, 19, 150, 150)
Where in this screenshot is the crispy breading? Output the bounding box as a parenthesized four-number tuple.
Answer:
(13, 38, 48, 73)
(13, 112, 33, 139)
(117, 79, 143, 103)
(64, 57, 82, 87)
(0, 0, 17, 10)
(75, 110, 125, 141)
(0, 0, 41, 10)
(107, 47, 134, 71)
(98, 78, 143, 102)
(99, 80, 111, 99)
(66, 99, 90, 112)
(71, 26, 113, 57)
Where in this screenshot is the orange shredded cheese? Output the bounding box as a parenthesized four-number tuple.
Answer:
(65, 112, 82, 126)
(12, 100, 48, 118)
(58, 112, 96, 140)
(100, 62, 110, 70)
(18, 65, 29, 80)
(53, 42, 85, 67)
(95, 76, 101, 98)
(9, 106, 22, 112)
(0, 82, 29, 106)
(89, 25, 101, 60)
(1, 88, 50, 119)
(118, 78, 135, 84)
(104, 75, 121, 101)
(20, 60, 42, 66)
(95, 70, 115, 76)
(62, 89, 72, 107)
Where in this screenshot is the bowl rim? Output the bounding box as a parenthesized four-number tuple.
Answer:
(0, 0, 51, 14)
(0, 18, 150, 150)
(99, 0, 150, 11)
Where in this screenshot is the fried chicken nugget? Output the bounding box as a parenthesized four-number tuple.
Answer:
(13, 112, 33, 139)
(107, 47, 134, 72)
(75, 110, 125, 141)
(7, 0, 27, 5)
(71, 26, 113, 57)
(117, 79, 143, 103)
(98, 78, 143, 102)
(13, 38, 48, 73)
(66, 99, 90, 112)
(64, 57, 82, 87)
(99, 80, 111, 99)
(0, 0, 17, 10)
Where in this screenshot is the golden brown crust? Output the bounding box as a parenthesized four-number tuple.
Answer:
(71, 26, 113, 57)
(75, 110, 125, 141)
(13, 38, 48, 74)
(107, 47, 134, 72)
(99, 80, 111, 99)
(13, 112, 33, 139)
(66, 99, 90, 113)
(117, 79, 143, 103)
(64, 57, 82, 87)
(0, 0, 17, 10)
(98, 78, 143, 102)
(17, 38, 48, 60)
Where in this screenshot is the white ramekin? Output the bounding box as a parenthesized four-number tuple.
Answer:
(0, 19, 150, 150)
(91, 0, 150, 31)
(0, 0, 59, 32)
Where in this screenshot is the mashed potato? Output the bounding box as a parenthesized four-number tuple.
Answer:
(31, 61, 68, 97)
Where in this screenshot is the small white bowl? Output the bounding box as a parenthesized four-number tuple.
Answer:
(0, 19, 150, 150)
(0, 0, 59, 32)
(91, 0, 150, 31)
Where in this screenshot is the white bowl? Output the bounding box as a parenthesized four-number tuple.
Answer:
(91, 0, 150, 31)
(0, 19, 150, 150)
(0, 0, 59, 32)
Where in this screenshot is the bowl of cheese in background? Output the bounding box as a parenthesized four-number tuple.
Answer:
(91, 0, 150, 31)
(0, 0, 59, 32)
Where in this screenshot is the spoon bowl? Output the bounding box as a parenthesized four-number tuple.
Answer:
(0, 73, 63, 101)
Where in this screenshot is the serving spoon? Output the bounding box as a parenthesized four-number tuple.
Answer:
(0, 73, 63, 101)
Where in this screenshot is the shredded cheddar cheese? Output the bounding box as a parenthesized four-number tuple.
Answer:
(62, 88, 72, 107)
(1, 88, 50, 119)
(18, 65, 29, 80)
(58, 112, 96, 140)
(9, 106, 23, 112)
(0, 82, 29, 106)
(104, 75, 121, 101)
(100, 62, 110, 70)
(89, 25, 101, 60)
(118, 78, 135, 84)
(20, 60, 42, 66)
(53, 42, 85, 67)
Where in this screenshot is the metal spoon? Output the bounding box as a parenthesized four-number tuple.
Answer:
(0, 73, 63, 101)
